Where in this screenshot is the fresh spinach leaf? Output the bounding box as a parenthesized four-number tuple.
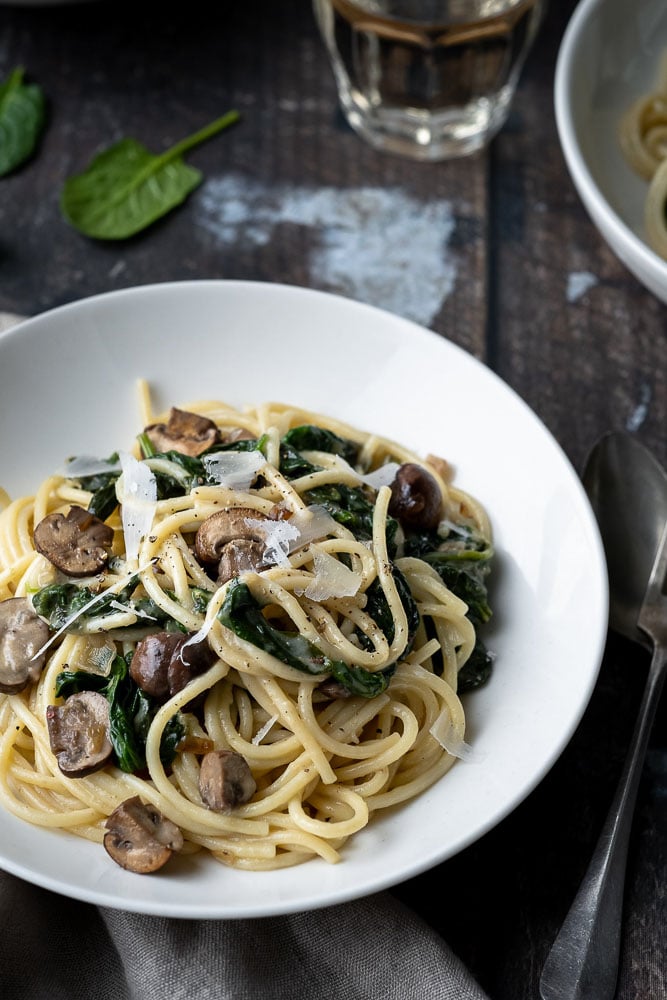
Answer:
(0, 67, 46, 177)
(60, 109, 240, 239)
(218, 579, 393, 698)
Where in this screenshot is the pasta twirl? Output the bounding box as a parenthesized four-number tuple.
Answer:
(619, 51, 667, 259)
(0, 387, 494, 873)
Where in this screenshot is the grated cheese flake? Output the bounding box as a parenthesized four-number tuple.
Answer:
(63, 455, 122, 478)
(202, 450, 265, 491)
(361, 462, 401, 490)
(429, 709, 477, 762)
(303, 549, 362, 601)
(116, 451, 158, 564)
(252, 714, 280, 746)
(245, 517, 299, 567)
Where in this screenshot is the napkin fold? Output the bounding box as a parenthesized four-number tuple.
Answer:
(1, 870, 489, 1000)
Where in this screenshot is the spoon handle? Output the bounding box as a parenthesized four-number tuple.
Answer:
(539, 645, 667, 1000)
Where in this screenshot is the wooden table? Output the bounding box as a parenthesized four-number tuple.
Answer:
(1, 1, 665, 997)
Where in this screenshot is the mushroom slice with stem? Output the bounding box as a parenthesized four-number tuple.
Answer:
(195, 507, 270, 583)
(198, 749, 257, 813)
(33, 504, 114, 576)
(216, 538, 267, 586)
(46, 690, 113, 777)
(0, 597, 51, 694)
(104, 796, 184, 873)
(144, 407, 221, 457)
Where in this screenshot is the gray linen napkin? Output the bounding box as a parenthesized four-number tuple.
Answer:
(0, 869, 489, 999)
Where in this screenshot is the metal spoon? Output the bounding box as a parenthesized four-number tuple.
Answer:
(539, 431, 667, 1000)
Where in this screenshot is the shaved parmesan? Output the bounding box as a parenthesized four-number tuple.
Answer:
(203, 450, 265, 490)
(329, 458, 400, 492)
(108, 599, 157, 621)
(302, 550, 362, 601)
(116, 452, 158, 564)
(361, 462, 401, 490)
(429, 710, 477, 762)
(244, 505, 339, 568)
(246, 517, 299, 568)
(179, 611, 217, 652)
(289, 505, 339, 546)
(252, 714, 279, 746)
(63, 455, 121, 478)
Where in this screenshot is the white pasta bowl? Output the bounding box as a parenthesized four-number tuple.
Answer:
(0, 281, 608, 918)
(555, 0, 667, 303)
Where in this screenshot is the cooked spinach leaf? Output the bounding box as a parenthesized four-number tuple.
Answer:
(303, 483, 398, 554)
(405, 522, 495, 690)
(279, 442, 322, 479)
(457, 639, 493, 692)
(60, 109, 240, 240)
(357, 571, 420, 653)
(405, 525, 493, 626)
(139, 438, 269, 497)
(217, 579, 393, 698)
(0, 67, 46, 177)
(282, 425, 359, 465)
(32, 582, 131, 629)
(31, 581, 180, 632)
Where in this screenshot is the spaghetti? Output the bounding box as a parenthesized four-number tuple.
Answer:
(619, 51, 667, 259)
(0, 387, 493, 873)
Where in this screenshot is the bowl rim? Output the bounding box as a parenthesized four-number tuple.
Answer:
(554, 0, 667, 287)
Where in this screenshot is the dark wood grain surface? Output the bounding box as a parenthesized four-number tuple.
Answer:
(1, 1, 665, 997)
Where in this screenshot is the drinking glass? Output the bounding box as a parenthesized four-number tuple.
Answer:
(313, 0, 545, 159)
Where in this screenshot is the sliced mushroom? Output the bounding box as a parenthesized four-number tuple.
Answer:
(388, 463, 442, 531)
(0, 597, 51, 694)
(144, 407, 221, 457)
(195, 507, 269, 564)
(130, 630, 218, 701)
(129, 631, 184, 699)
(224, 427, 256, 443)
(318, 678, 352, 700)
(195, 506, 272, 585)
(198, 749, 256, 813)
(103, 796, 184, 873)
(46, 690, 113, 777)
(216, 538, 267, 585)
(33, 505, 114, 577)
(167, 632, 218, 696)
